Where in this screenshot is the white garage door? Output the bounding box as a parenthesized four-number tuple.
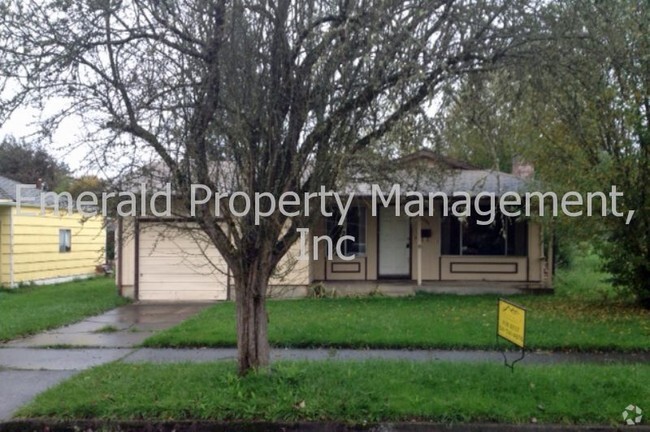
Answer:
(138, 222, 228, 301)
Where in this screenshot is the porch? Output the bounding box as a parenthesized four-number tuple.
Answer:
(268, 280, 552, 299)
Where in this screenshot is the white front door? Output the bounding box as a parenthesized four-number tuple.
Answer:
(378, 207, 410, 277)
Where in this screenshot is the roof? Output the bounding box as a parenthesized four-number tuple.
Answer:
(0, 175, 55, 206)
(347, 150, 532, 197)
(113, 149, 532, 198)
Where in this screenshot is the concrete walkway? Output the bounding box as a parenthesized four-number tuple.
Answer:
(3, 302, 211, 348)
(0, 302, 211, 420)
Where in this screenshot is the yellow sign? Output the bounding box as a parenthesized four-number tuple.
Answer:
(497, 299, 526, 348)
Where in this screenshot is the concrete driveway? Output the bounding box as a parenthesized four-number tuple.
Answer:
(0, 302, 212, 420)
(3, 302, 211, 348)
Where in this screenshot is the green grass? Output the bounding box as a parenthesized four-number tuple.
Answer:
(0, 278, 128, 342)
(143, 255, 650, 351)
(17, 360, 650, 424)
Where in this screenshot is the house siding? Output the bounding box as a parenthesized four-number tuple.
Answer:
(118, 218, 311, 300)
(311, 202, 548, 285)
(8, 207, 105, 285)
(116, 218, 136, 297)
(0, 206, 10, 286)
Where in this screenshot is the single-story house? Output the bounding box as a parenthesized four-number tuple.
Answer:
(116, 150, 552, 301)
(0, 175, 106, 287)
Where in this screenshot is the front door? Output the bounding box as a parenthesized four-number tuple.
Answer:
(378, 207, 410, 277)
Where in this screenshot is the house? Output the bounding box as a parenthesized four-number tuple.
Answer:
(0, 175, 106, 287)
(116, 150, 552, 301)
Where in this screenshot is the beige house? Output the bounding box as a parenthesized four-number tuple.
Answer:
(117, 150, 551, 301)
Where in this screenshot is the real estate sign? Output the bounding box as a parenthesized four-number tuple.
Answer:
(497, 298, 526, 348)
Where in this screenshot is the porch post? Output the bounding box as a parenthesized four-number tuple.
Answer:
(416, 217, 422, 286)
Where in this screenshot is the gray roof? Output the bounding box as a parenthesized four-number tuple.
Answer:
(0, 175, 54, 206)
(346, 149, 532, 197)
(348, 169, 530, 197)
(113, 149, 533, 198)
(423, 169, 530, 195)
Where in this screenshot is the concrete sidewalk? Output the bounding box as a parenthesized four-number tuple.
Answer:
(0, 302, 211, 420)
(122, 347, 650, 365)
(0, 348, 136, 420)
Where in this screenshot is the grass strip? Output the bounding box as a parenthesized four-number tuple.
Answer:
(17, 360, 649, 424)
(0, 277, 127, 341)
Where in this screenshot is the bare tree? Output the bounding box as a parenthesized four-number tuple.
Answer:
(0, 0, 542, 374)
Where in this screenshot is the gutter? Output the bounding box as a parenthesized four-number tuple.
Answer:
(117, 217, 123, 296)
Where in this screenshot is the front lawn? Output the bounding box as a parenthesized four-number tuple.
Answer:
(0, 277, 127, 342)
(17, 360, 649, 424)
(143, 255, 650, 352)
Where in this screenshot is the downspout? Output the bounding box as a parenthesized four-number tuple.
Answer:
(416, 217, 422, 286)
(117, 218, 123, 296)
(226, 223, 232, 300)
(133, 217, 140, 300)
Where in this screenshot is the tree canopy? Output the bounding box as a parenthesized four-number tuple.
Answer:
(437, 0, 650, 306)
(1, 0, 551, 373)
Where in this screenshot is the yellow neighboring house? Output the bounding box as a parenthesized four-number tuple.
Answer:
(0, 175, 106, 287)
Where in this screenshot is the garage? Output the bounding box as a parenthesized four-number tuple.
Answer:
(137, 222, 228, 301)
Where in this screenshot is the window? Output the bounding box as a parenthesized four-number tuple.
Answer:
(59, 229, 71, 253)
(326, 205, 367, 257)
(441, 212, 527, 256)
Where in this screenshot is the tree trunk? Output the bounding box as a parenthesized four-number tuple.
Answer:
(234, 261, 271, 375)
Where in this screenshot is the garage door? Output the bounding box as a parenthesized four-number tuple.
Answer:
(138, 222, 228, 301)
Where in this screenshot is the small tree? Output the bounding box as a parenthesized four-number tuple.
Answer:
(1, 0, 543, 373)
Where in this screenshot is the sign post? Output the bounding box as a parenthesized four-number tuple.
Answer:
(497, 298, 527, 371)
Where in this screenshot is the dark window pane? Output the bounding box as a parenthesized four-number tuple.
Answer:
(325, 205, 367, 256)
(442, 210, 528, 257)
(462, 216, 506, 255)
(441, 215, 460, 255)
(508, 220, 528, 256)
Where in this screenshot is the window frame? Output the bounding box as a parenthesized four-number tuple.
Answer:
(441, 212, 527, 257)
(326, 205, 368, 258)
(59, 228, 72, 253)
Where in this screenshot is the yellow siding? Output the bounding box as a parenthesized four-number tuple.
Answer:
(10, 207, 105, 284)
(0, 207, 10, 285)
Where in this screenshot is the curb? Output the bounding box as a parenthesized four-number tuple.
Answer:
(0, 420, 648, 432)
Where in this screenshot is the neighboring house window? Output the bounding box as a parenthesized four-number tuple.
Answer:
(326, 205, 367, 257)
(59, 229, 72, 253)
(441, 211, 527, 256)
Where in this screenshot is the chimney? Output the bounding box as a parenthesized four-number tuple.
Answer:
(512, 156, 534, 179)
(35, 178, 46, 191)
